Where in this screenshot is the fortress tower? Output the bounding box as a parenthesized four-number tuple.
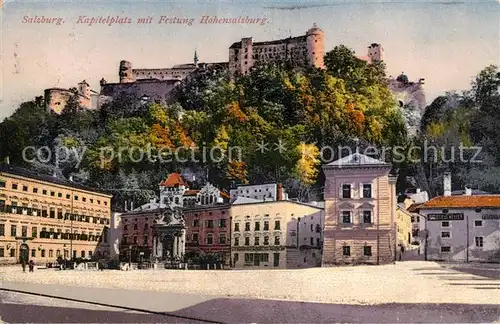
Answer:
(367, 43, 384, 62)
(119, 60, 134, 83)
(77, 80, 91, 98)
(306, 23, 325, 69)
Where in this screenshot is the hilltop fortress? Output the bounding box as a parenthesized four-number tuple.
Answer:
(43, 23, 425, 130)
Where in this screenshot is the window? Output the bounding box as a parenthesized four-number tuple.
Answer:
(474, 220, 483, 227)
(245, 222, 250, 231)
(362, 211, 372, 224)
(234, 223, 240, 232)
(31, 249, 35, 257)
(310, 237, 314, 245)
(206, 220, 214, 228)
(263, 236, 269, 245)
(219, 233, 226, 244)
(192, 233, 199, 242)
(244, 237, 250, 246)
(21, 226, 27, 237)
(255, 222, 260, 231)
(0, 248, 3, 257)
(234, 253, 239, 263)
(342, 184, 351, 199)
(88, 251, 92, 258)
(274, 236, 280, 245)
(81, 251, 85, 258)
(362, 184, 372, 198)
(192, 219, 199, 227)
(143, 236, 148, 245)
(274, 220, 280, 230)
(0, 224, 4, 236)
(363, 246, 372, 256)
(341, 211, 352, 224)
(441, 246, 451, 253)
(12, 184, 18, 190)
(10, 225, 16, 237)
(10, 249, 15, 257)
(219, 219, 226, 228)
(343, 246, 351, 256)
(42, 190, 47, 195)
(22, 185, 28, 192)
(441, 221, 450, 228)
(0, 181, 4, 188)
(74, 196, 79, 201)
(234, 237, 239, 246)
(441, 231, 451, 238)
(56, 250, 61, 257)
(263, 221, 269, 231)
(82, 197, 86, 202)
(50, 191, 55, 197)
(475, 237, 484, 248)
(49, 250, 53, 258)
(255, 237, 260, 245)
(66, 194, 70, 199)
(58, 193, 62, 198)
(317, 238, 320, 247)
(41, 249, 45, 257)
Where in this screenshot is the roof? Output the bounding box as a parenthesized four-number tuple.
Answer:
(407, 203, 423, 213)
(229, 35, 307, 49)
(451, 189, 490, 196)
(183, 190, 199, 196)
(0, 164, 111, 197)
(231, 197, 324, 210)
(159, 173, 187, 187)
(420, 195, 500, 209)
(324, 152, 391, 168)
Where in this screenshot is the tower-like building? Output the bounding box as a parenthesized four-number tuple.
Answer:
(367, 43, 384, 62)
(306, 23, 325, 68)
(321, 151, 397, 266)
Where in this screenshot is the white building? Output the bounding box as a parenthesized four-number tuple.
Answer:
(230, 183, 288, 203)
(418, 194, 500, 262)
(230, 196, 324, 269)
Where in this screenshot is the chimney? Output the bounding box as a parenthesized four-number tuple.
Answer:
(416, 188, 421, 193)
(277, 184, 283, 201)
(443, 172, 451, 197)
(69, 175, 74, 182)
(465, 186, 472, 196)
(124, 200, 128, 212)
(131, 201, 134, 210)
(5, 157, 10, 165)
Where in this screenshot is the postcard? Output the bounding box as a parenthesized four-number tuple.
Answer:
(0, 0, 499, 323)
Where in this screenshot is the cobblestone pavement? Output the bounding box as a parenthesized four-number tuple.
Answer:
(0, 261, 499, 323)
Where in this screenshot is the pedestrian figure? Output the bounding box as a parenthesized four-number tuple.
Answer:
(29, 260, 35, 272)
(399, 245, 405, 261)
(21, 261, 26, 273)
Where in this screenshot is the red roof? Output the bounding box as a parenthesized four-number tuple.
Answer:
(420, 195, 500, 209)
(183, 190, 199, 196)
(159, 173, 187, 187)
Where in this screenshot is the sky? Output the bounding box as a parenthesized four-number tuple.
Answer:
(1, 0, 499, 121)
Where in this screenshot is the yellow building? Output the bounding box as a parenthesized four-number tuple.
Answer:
(396, 198, 413, 250)
(230, 195, 324, 269)
(0, 164, 112, 265)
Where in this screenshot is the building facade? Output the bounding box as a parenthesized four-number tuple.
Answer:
(183, 203, 231, 264)
(228, 24, 324, 77)
(322, 152, 397, 266)
(44, 80, 99, 114)
(396, 199, 414, 250)
(0, 164, 112, 265)
(229, 183, 287, 203)
(230, 198, 324, 269)
(418, 195, 500, 263)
